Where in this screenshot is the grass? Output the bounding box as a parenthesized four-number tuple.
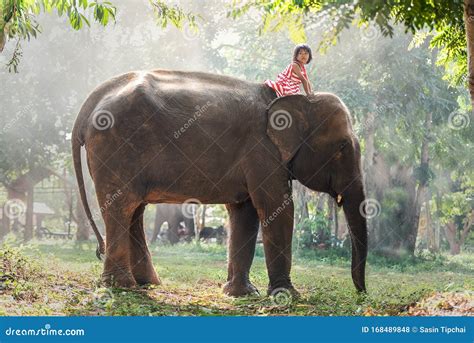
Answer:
(0, 240, 473, 316)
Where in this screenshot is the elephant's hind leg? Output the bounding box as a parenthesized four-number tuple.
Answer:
(101, 198, 139, 288)
(223, 199, 259, 297)
(129, 204, 161, 285)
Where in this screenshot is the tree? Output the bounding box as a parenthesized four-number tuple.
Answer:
(0, 0, 207, 240)
(0, 0, 116, 72)
(231, 0, 474, 107)
(0, 0, 197, 72)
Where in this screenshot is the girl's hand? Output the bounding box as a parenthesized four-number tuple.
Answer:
(292, 63, 312, 95)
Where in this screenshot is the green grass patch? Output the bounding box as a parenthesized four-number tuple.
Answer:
(0, 240, 472, 316)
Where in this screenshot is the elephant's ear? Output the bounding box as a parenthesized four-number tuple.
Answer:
(266, 95, 310, 163)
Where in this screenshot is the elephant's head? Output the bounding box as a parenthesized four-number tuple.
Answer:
(266, 93, 368, 292)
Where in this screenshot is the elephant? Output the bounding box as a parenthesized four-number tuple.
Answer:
(150, 204, 195, 244)
(72, 69, 367, 296)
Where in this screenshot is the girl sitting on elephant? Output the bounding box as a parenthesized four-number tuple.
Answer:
(264, 43, 313, 97)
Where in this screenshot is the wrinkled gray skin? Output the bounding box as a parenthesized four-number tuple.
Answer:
(72, 69, 367, 296)
(151, 204, 195, 244)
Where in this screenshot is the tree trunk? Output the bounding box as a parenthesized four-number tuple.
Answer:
(362, 111, 378, 248)
(335, 201, 339, 240)
(24, 185, 34, 241)
(293, 181, 309, 224)
(1, 206, 9, 238)
(201, 205, 207, 228)
(315, 192, 325, 212)
(444, 222, 461, 255)
(460, 210, 474, 247)
(406, 111, 432, 254)
(326, 196, 334, 245)
(425, 197, 436, 252)
(443, 211, 473, 255)
(434, 190, 443, 252)
(194, 205, 200, 244)
(464, 0, 474, 108)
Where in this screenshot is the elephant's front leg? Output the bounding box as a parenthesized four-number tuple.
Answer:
(255, 191, 298, 296)
(223, 199, 259, 296)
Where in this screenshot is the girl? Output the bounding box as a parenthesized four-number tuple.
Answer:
(264, 44, 313, 97)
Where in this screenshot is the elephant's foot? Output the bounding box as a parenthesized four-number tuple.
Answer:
(267, 284, 300, 300)
(223, 280, 259, 297)
(267, 276, 300, 299)
(132, 267, 161, 286)
(102, 268, 137, 288)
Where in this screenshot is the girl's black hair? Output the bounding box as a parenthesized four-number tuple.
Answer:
(293, 44, 312, 64)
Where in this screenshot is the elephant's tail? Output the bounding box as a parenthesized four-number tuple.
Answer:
(72, 126, 105, 260)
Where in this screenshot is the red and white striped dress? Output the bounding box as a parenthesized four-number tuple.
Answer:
(264, 61, 309, 97)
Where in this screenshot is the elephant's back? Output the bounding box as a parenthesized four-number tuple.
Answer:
(148, 69, 261, 94)
(75, 68, 276, 158)
(77, 69, 273, 133)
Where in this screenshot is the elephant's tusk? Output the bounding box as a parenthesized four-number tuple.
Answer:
(336, 194, 343, 205)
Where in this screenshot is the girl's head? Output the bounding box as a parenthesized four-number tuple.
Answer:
(293, 44, 312, 64)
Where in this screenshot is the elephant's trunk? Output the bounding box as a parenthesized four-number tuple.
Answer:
(342, 179, 368, 293)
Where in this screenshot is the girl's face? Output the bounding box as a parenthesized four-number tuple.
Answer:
(296, 49, 310, 64)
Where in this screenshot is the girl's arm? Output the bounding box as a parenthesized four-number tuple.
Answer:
(292, 63, 312, 95)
